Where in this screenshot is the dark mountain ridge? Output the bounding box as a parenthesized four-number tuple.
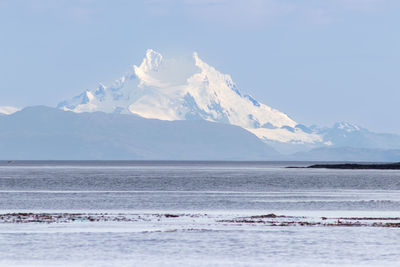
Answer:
(0, 106, 277, 160)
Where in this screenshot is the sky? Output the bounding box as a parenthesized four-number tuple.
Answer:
(0, 0, 399, 133)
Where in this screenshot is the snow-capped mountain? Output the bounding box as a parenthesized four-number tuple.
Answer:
(315, 122, 400, 150)
(0, 106, 20, 115)
(58, 49, 322, 145)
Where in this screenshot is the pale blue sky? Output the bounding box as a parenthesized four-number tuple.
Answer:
(1, 0, 399, 133)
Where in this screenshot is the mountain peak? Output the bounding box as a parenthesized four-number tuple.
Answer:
(142, 49, 163, 72)
(132, 49, 165, 88)
(0, 106, 20, 115)
(333, 122, 362, 132)
(58, 49, 322, 145)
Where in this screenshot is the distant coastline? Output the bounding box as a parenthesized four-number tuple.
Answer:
(290, 162, 400, 170)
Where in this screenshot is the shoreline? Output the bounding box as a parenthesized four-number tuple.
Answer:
(2, 212, 400, 228)
(288, 162, 400, 170)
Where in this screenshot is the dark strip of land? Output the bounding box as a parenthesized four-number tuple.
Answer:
(306, 162, 400, 169)
(2, 212, 400, 228)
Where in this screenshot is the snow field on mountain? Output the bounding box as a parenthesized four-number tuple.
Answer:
(59, 49, 319, 144)
(0, 106, 20, 115)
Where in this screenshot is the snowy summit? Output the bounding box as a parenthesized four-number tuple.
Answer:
(58, 49, 322, 144)
(0, 106, 20, 115)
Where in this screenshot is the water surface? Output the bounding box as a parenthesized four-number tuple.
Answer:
(1, 161, 400, 266)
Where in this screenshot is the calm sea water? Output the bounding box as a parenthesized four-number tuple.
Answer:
(1, 161, 400, 266)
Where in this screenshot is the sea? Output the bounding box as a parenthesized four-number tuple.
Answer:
(1, 161, 400, 267)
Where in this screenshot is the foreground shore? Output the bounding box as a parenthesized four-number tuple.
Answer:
(2, 211, 400, 266)
(2, 212, 400, 228)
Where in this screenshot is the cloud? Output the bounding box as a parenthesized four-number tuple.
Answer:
(3, 0, 393, 28)
(293, 0, 389, 25)
(330, 0, 384, 11)
(145, 0, 293, 29)
(144, 0, 391, 28)
(3, 0, 99, 22)
(185, 0, 293, 27)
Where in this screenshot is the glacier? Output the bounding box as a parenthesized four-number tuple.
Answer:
(58, 49, 323, 145)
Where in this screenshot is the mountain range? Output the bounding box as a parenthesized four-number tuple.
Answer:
(1, 49, 399, 161)
(0, 106, 276, 160)
(57, 49, 323, 146)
